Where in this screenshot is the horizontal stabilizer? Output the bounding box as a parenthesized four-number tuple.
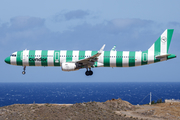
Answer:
(155, 54, 171, 59)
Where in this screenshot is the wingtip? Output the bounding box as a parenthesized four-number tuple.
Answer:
(98, 44, 106, 53)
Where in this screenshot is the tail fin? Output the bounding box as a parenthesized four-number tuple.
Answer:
(148, 29, 174, 55)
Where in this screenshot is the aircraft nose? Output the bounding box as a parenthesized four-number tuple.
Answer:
(5, 57, 10, 64)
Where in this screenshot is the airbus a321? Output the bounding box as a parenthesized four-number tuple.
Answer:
(5, 29, 176, 76)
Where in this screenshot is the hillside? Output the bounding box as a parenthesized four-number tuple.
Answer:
(0, 98, 180, 120)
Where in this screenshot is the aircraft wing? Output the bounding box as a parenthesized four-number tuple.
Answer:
(72, 44, 105, 66)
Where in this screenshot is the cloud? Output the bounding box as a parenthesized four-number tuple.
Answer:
(54, 10, 90, 22)
(0, 16, 51, 48)
(0, 16, 46, 40)
(103, 18, 154, 34)
(168, 21, 180, 27)
(1, 16, 179, 52)
(10, 16, 45, 31)
(64, 10, 89, 20)
(50, 18, 156, 51)
(110, 18, 153, 28)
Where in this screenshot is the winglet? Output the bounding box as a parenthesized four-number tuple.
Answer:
(111, 45, 116, 51)
(98, 44, 105, 53)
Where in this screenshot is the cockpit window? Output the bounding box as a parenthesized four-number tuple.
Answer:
(11, 54, 16, 57)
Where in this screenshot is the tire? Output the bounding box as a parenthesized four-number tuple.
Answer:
(90, 71, 93, 75)
(22, 71, 26, 75)
(85, 71, 89, 76)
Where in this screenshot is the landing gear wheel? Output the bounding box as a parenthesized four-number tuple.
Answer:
(85, 69, 93, 76)
(22, 66, 26, 75)
(22, 71, 26, 75)
(90, 71, 93, 75)
(85, 71, 89, 76)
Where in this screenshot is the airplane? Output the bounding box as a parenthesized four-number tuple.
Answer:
(4, 29, 176, 76)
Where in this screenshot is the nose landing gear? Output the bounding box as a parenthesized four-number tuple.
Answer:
(85, 68, 93, 76)
(22, 66, 26, 75)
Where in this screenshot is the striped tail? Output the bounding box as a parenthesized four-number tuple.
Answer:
(148, 29, 174, 56)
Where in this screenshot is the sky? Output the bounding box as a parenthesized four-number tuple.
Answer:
(1, 0, 180, 82)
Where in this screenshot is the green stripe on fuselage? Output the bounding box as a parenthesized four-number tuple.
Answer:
(54, 50, 60, 66)
(66, 51, 73, 62)
(116, 51, 123, 67)
(16, 51, 23, 66)
(129, 51, 135, 67)
(79, 51, 85, 60)
(91, 51, 98, 67)
(41, 50, 48, 66)
(154, 37, 161, 63)
(91, 51, 97, 56)
(104, 51, 110, 67)
(29, 50, 35, 66)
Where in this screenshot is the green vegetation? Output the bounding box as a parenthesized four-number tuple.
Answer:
(151, 98, 164, 104)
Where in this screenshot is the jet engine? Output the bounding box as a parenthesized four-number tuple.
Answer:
(61, 62, 78, 71)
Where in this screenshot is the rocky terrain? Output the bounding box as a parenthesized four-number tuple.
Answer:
(0, 98, 180, 120)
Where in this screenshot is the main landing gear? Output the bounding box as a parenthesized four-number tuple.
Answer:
(85, 68, 93, 76)
(22, 66, 26, 75)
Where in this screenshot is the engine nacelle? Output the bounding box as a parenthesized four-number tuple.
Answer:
(61, 62, 77, 71)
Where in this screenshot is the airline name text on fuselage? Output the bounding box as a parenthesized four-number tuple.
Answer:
(29, 58, 47, 61)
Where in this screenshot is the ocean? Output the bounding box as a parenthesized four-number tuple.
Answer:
(0, 82, 180, 107)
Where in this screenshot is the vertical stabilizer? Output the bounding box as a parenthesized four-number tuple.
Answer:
(148, 29, 174, 56)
